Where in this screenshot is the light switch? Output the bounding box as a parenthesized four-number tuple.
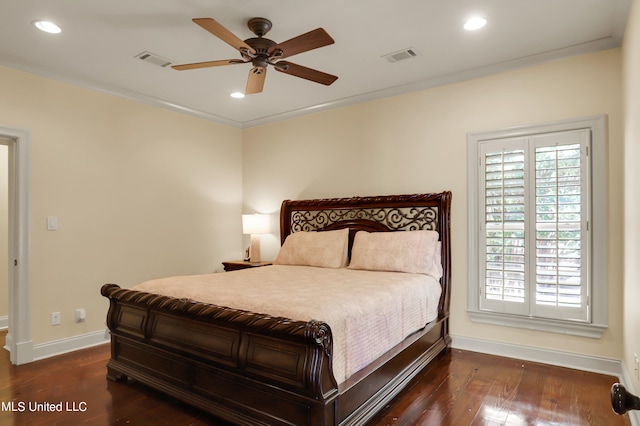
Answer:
(47, 216, 58, 231)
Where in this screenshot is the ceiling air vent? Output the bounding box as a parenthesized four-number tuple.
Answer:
(382, 48, 417, 63)
(135, 51, 172, 68)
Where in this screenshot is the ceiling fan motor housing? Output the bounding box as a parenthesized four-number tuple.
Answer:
(243, 37, 277, 67)
(247, 17, 272, 37)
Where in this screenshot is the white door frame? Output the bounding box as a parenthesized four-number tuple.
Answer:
(1, 125, 32, 365)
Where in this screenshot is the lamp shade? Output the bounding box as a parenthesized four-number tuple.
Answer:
(242, 214, 270, 235)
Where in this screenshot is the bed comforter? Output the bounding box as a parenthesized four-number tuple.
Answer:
(133, 265, 441, 385)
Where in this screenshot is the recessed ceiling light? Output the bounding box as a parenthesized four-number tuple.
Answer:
(230, 92, 245, 99)
(33, 20, 62, 34)
(464, 17, 487, 31)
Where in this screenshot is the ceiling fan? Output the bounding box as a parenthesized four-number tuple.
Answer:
(172, 17, 338, 95)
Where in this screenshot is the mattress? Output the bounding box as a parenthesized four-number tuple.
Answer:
(133, 265, 441, 384)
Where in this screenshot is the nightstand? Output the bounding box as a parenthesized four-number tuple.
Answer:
(222, 260, 272, 272)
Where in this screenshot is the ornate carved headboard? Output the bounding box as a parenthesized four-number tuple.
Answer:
(279, 192, 452, 319)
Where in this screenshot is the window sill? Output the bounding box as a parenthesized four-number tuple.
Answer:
(467, 310, 607, 339)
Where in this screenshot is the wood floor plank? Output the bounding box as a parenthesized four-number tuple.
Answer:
(374, 350, 479, 425)
(415, 355, 480, 424)
(572, 368, 623, 425)
(438, 353, 509, 425)
(538, 366, 573, 424)
(470, 356, 525, 425)
(503, 359, 548, 424)
(0, 332, 632, 425)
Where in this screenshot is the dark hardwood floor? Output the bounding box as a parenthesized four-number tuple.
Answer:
(0, 330, 630, 425)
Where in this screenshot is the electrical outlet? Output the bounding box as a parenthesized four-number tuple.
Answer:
(51, 312, 61, 326)
(75, 308, 86, 323)
(634, 353, 639, 380)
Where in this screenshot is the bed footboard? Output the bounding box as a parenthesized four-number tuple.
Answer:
(101, 283, 339, 426)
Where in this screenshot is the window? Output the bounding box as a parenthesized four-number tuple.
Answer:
(467, 116, 607, 338)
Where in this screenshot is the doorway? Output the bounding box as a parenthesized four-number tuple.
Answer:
(1, 142, 7, 332)
(0, 125, 32, 365)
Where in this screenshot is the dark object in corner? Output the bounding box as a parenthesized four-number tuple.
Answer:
(611, 383, 640, 414)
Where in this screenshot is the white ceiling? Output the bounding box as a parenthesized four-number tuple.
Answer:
(0, 0, 631, 128)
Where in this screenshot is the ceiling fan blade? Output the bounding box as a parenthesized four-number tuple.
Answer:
(274, 61, 338, 86)
(246, 67, 267, 94)
(192, 18, 256, 55)
(269, 28, 334, 59)
(172, 59, 245, 71)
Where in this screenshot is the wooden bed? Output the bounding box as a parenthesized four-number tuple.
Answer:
(101, 191, 452, 425)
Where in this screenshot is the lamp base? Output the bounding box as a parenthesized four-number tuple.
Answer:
(249, 234, 261, 263)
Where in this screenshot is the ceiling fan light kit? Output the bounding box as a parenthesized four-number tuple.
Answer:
(32, 20, 62, 34)
(172, 17, 338, 95)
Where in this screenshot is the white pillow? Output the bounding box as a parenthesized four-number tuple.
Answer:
(348, 230, 441, 277)
(274, 229, 349, 268)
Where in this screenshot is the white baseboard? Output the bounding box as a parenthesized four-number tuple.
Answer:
(32, 329, 110, 361)
(0, 315, 7, 330)
(451, 334, 623, 377)
(451, 334, 638, 426)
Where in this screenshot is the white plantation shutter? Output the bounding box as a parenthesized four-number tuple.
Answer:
(478, 130, 589, 322)
(480, 138, 528, 315)
(484, 149, 526, 305)
(530, 132, 589, 321)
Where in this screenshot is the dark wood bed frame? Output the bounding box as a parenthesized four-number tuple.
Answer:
(101, 191, 452, 425)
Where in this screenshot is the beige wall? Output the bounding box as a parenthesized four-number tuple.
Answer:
(0, 36, 629, 361)
(243, 48, 624, 360)
(0, 66, 243, 344)
(623, 0, 640, 391)
(0, 143, 7, 319)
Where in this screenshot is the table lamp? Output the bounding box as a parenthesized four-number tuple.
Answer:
(242, 214, 270, 263)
